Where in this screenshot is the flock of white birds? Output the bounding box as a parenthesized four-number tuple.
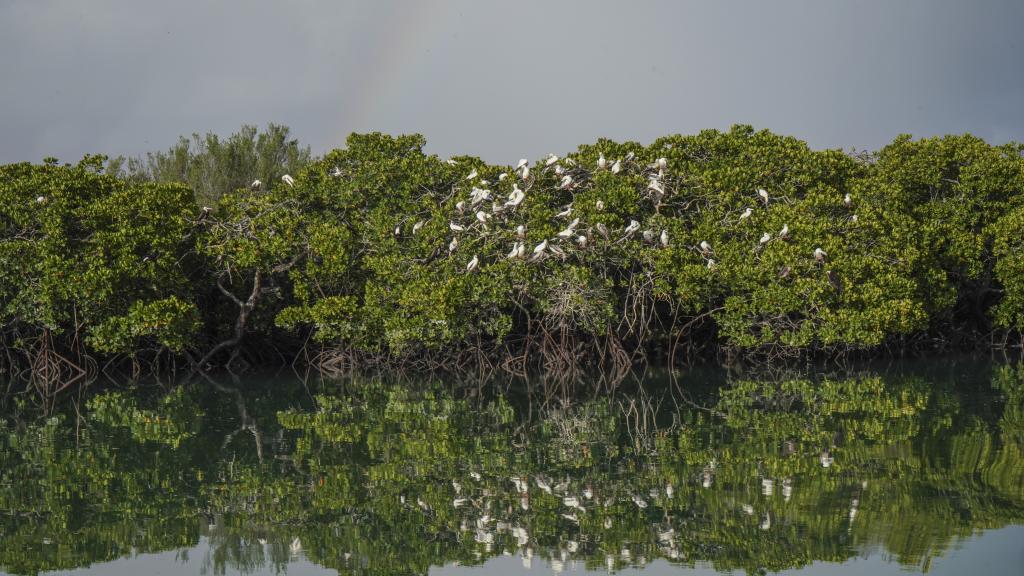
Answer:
(258, 152, 841, 278)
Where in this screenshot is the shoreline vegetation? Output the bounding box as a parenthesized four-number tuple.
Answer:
(3, 125, 1024, 402)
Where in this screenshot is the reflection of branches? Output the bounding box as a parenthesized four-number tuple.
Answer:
(203, 375, 264, 464)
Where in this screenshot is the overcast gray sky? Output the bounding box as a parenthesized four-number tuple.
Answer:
(2, 0, 1022, 165)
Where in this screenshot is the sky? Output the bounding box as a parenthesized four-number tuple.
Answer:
(2, 0, 1023, 165)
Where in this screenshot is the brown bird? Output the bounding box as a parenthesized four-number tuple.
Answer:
(827, 269, 843, 294)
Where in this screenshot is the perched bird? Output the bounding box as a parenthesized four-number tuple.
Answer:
(475, 210, 490, 223)
(449, 238, 459, 253)
(545, 153, 559, 166)
(466, 255, 479, 272)
(706, 259, 716, 269)
(507, 242, 522, 259)
(281, 174, 295, 187)
(643, 229, 656, 243)
(446, 158, 458, 166)
(597, 153, 608, 170)
(290, 537, 302, 555)
(35, 195, 45, 203)
(843, 193, 852, 207)
(699, 240, 712, 256)
(595, 200, 605, 211)
(455, 200, 466, 213)
(516, 158, 529, 170)
(559, 175, 573, 189)
(779, 223, 789, 239)
(631, 494, 648, 509)
(555, 205, 573, 218)
(820, 450, 834, 468)
(648, 179, 665, 195)
(466, 169, 478, 181)
(739, 207, 753, 220)
(498, 172, 508, 181)
(505, 186, 525, 207)
(660, 229, 669, 247)
(394, 225, 401, 236)
(595, 223, 609, 240)
(757, 188, 769, 204)
(611, 159, 622, 174)
(516, 224, 526, 238)
(557, 218, 581, 238)
(759, 232, 771, 245)
(329, 166, 342, 177)
(851, 214, 859, 223)
(657, 157, 668, 170)
(450, 222, 465, 232)
(576, 235, 588, 248)
(554, 164, 565, 176)
(623, 220, 641, 236)
(521, 165, 530, 180)
(533, 239, 549, 255)
(412, 220, 425, 234)
(814, 247, 828, 263)
(250, 179, 262, 190)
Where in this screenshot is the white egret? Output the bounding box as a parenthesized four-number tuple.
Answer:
(742, 504, 754, 515)
(611, 159, 622, 174)
(505, 186, 525, 207)
(820, 450, 833, 468)
(843, 193, 852, 207)
(466, 255, 479, 272)
(250, 179, 262, 190)
(665, 483, 674, 498)
(516, 243, 527, 258)
(762, 478, 774, 496)
(576, 234, 588, 248)
(535, 476, 553, 493)
(699, 240, 712, 255)
(475, 210, 489, 223)
(759, 232, 771, 245)
(559, 175, 573, 189)
(814, 247, 827, 263)
(563, 496, 582, 509)
(598, 153, 608, 169)
(498, 172, 508, 181)
(648, 179, 665, 195)
(329, 166, 342, 177)
(511, 476, 529, 493)
(757, 188, 769, 204)
(657, 157, 668, 170)
(516, 158, 529, 170)
(281, 174, 295, 187)
(412, 220, 425, 234)
(516, 224, 526, 238)
(740, 207, 753, 220)
(450, 222, 465, 232)
(851, 214, 859, 222)
(760, 513, 772, 531)
(706, 258, 716, 269)
(555, 205, 572, 218)
(533, 239, 549, 256)
(660, 229, 669, 247)
(36, 195, 45, 203)
(449, 238, 459, 253)
(455, 200, 466, 213)
(779, 223, 789, 239)
(394, 225, 401, 236)
(521, 165, 530, 180)
(623, 219, 640, 236)
(625, 151, 635, 161)
(595, 200, 605, 211)
(466, 169, 478, 181)
(643, 230, 655, 243)
(507, 242, 522, 259)
(554, 164, 565, 175)
(631, 494, 648, 509)
(545, 153, 559, 166)
(446, 158, 458, 166)
(557, 218, 580, 238)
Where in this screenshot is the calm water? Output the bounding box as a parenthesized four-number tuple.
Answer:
(0, 358, 1022, 575)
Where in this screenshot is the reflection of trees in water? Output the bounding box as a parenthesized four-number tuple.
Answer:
(0, 364, 1021, 575)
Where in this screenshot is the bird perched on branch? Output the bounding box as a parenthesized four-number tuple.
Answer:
(814, 247, 828, 263)
(281, 174, 295, 187)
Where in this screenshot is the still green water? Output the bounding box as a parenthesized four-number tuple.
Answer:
(0, 359, 1022, 575)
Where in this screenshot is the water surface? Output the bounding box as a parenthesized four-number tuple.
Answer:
(0, 359, 1021, 575)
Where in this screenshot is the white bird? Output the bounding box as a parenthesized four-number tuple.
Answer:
(450, 222, 465, 232)
(555, 205, 573, 218)
(281, 174, 295, 187)
(623, 219, 640, 236)
(516, 224, 526, 238)
(665, 483, 674, 498)
(851, 214, 859, 222)
(466, 255, 479, 272)
(250, 179, 262, 190)
(475, 210, 490, 223)
(740, 207, 753, 219)
(631, 494, 648, 509)
(757, 188, 769, 204)
(576, 235, 588, 248)
(535, 476, 553, 493)
(759, 232, 771, 245)
(779, 223, 789, 239)
(820, 450, 834, 468)
(660, 229, 669, 247)
(557, 217, 580, 238)
(521, 165, 530, 180)
(643, 230, 656, 243)
(503, 186, 524, 207)
(469, 187, 491, 205)
(595, 200, 605, 211)
(330, 166, 342, 177)
(648, 179, 665, 195)
(706, 258, 716, 269)
(511, 476, 529, 493)
(449, 238, 459, 252)
(533, 239, 549, 255)
(498, 172, 508, 181)
(466, 169, 478, 181)
(762, 478, 775, 496)
(412, 220, 425, 234)
(559, 175, 573, 189)
(516, 158, 529, 170)
(657, 157, 668, 170)
(507, 242, 522, 259)
(598, 153, 608, 169)
(516, 243, 527, 258)
(545, 153, 559, 166)
(446, 158, 458, 166)
(814, 247, 828, 263)
(554, 164, 565, 175)
(35, 195, 45, 203)
(394, 225, 401, 236)
(595, 222, 609, 239)
(699, 240, 712, 255)
(455, 200, 466, 213)
(843, 193, 852, 207)
(563, 496, 582, 509)
(453, 497, 468, 508)
(742, 504, 754, 515)
(611, 159, 622, 174)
